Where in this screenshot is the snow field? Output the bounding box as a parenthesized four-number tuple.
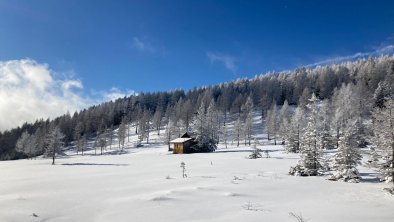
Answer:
(1, 142, 393, 222)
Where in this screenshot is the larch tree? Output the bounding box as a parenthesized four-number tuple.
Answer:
(290, 94, 323, 176)
(118, 118, 127, 150)
(234, 117, 242, 147)
(318, 100, 335, 150)
(98, 132, 107, 155)
(266, 103, 278, 145)
(77, 134, 87, 155)
(278, 100, 291, 145)
(193, 102, 217, 152)
(371, 98, 394, 185)
(285, 106, 304, 153)
(45, 126, 65, 165)
(330, 120, 362, 182)
(16, 131, 36, 159)
(153, 107, 163, 135)
(242, 96, 254, 146)
(164, 118, 176, 151)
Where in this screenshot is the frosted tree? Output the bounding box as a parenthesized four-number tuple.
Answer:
(290, 94, 323, 176)
(98, 132, 107, 155)
(266, 103, 278, 145)
(193, 102, 217, 152)
(206, 99, 219, 144)
(278, 100, 291, 145)
(164, 118, 176, 151)
(16, 131, 30, 155)
(195, 102, 206, 138)
(318, 100, 335, 150)
(16, 131, 37, 159)
(244, 112, 253, 146)
(77, 134, 87, 155)
(234, 117, 242, 147)
(332, 83, 367, 148)
(249, 139, 262, 159)
(285, 106, 304, 153)
(330, 121, 362, 182)
(153, 108, 163, 135)
(118, 118, 127, 150)
(45, 126, 65, 165)
(371, 98, 394, 185)
(242, 96, 254, 146)
(107, 125, 113, 150)
(138, 110, 151, 143)
(33, 127, 47, 155)
(223, 124, 228, 148)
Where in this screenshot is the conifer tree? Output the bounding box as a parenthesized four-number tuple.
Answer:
(290, 94, 323, 176)
(371, 98, 394, 185)
(285, 107, 304, 153)
(330, 121, 362, 182)
(118, 118, 127, 150)
(279, 100, 290, 145)
(45, 126, 65, 165)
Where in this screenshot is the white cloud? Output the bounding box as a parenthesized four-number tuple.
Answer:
(0, 59, 138, 132)
(207, 52, 237, 72)
(101, 87, 136, 102)
(0, 59, 92, 131)
(131, 37, 155, 53)
(307, 44, 394, 67)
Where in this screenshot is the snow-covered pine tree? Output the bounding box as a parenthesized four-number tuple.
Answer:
(330, 120, 362, 182)
(318, 100, 335, 150)
(45, 126, 65, 165)
(244, 112, 253, 146)
(371, 98, 394, 185)
(16, 131, 37, 159)
(107, 125, 113, 150)
(266, 103, 278, 145)
(289, 94, 323, 176)
(153, 108, 163, 135)
(118, 118, 127, 149)
(77, 134, 87, 155)
(33, 127, 47, 156)
(278, 100, 291, 145)
(242, 96, 254, 146)
(98, 132, 107, 155)
(285, 106, 304, 153)
(16, 131, 30, 157)
(249, 139, 262, 159)
(206, 99, 219, 145)
(192, 102, 217, 152)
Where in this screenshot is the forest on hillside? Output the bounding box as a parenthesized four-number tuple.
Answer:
(1, 56, 393, 182)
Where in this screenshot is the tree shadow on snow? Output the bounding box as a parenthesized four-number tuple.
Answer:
(61, 163, 129, 166)
(359, 172, 381, 183)
(214, 149, 253, 153)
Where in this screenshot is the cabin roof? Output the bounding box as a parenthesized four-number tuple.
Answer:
(181, 132, 191, 138)
(170, 138, 193, 143)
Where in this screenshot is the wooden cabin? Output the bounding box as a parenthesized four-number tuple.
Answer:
(170, 132, 195, 154)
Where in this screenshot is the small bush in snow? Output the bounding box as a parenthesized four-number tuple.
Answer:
(328, 168, 361, 183)
(289, 212, 308, 222)
(249, 148, 262, 159)
(249, 139, 262, 159)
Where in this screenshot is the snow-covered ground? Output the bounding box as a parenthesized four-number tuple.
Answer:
(1, 125, 393, 222)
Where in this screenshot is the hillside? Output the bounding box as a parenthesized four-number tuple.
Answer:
(1, 124, 393, 222)
(1, 56, 394, 160)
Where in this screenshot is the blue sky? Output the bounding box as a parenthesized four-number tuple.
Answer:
(1, 0, 394, 94)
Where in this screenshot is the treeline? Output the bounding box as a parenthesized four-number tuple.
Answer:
(1, 56, 393, 161)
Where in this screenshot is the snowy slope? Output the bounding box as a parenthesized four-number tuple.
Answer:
(1, 117, 393, 222)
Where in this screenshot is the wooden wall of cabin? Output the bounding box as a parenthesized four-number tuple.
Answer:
(173, 143, 184, 154)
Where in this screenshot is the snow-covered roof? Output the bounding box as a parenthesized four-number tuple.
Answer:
(170, 138, 193, 143)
